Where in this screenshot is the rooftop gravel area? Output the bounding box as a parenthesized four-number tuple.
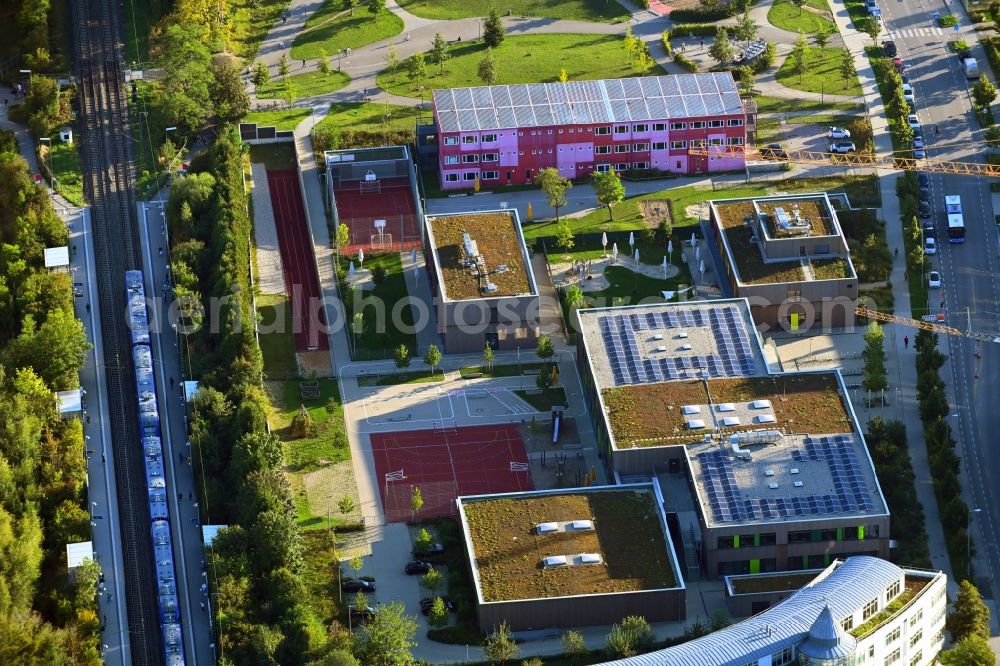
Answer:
(462, 489, 678, 602)
(757, 199, 834, 237)
(602, 373, 852, 448)
(428, 212, 533, 300)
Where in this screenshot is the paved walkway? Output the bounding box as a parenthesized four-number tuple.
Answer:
(249, 162, 289, 295)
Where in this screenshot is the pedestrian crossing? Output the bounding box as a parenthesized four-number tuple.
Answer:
(884, 27, 948, 39)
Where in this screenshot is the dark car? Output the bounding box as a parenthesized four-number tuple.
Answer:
(918, 200, 932, 219)
(918, 188, 931, 205)
(342, 579, 376, 593)
(883, 40, 897, 57)
(412, 543, 445, 557)
(420, 597, 457, 615)
(405, 560, 432, 575)
(918, 173, 931, 189)
(760, 143, 787, 159)
(923, 223, 937, 239)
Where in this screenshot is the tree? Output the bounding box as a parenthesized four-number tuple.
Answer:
(535, 334, 555, 361)
(5, 310, 90, 390)
(737, 65, 755, 96)
(369, 0, 386, 14)
(353, 601, 417, 665)
(394, 344, 410, 369)
(336, 223, 350, 260)
(290, 404, 316, 439)
(561, 630, 588, 661)
(419, 566, 444, 596)
(813, 25, 833, 52)
(624, 25, 638, 64)
(791, 0, 806, 13)
(318, 49, 331, 75)
(414, 527, 432, 552)
(408, 53, 427, 84)
(154, 23, 215, 132)
(279, 53, 291, 78)
(410, 485, 424, 518)
(734, 4, 757, 47)
(938, 635, 996, 666)
(840, 48, 855, 88)
(591, 169, 624, 220)
(251, 62, 271, 88)
(427, 597, 449, 628)
(482, 342, 494, 372)
(863, 321, 887, 393)
(709, 27, 735, 68)
(555, 220, 575, 251)
(790, 30, 808, 83)
(559, 67, 569, 82)
(423, 344, 441, 375)
(537, 167, 571, 222)
(948, 580, 991, 642)
(478, 50, 498, 85)
(864, 17, 882, 44)
(972, 75, 997, 109)
(385, 45, 399, 81)
(483, 621, 520, 664)
(338, 496, 356, 515)
(604, 615, 654, 658)
(430, 32, 450, 74)
(211, 61, 251, 124)
(565, 285, 584, 312)
(483, 7, 505, 48)
(310, 649, 360, 666)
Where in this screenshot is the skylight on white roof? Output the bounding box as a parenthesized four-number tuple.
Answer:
(578, 553, 602, 565)
(569, 520, 594, 531)
(682, 405, 701, 415)
(543, 555, 569, 568)
(717, 403, 736, 412)
(536, 522, 558, 534)
(755, 414, 777, 424)
(721, 416, 741, 427)
(750, 399, 772, 409)
(686, 419, 706, 429)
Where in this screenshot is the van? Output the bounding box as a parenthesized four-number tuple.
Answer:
(964, 57, 979, 79)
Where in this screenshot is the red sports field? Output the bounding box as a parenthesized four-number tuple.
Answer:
(333, 176, 421, 254)
(267, 170, 329, 352)
(370, 424, 534, 523)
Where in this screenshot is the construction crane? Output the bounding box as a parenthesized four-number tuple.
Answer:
(687, 146, 1000, 178)
(856, 306, 1000, 344)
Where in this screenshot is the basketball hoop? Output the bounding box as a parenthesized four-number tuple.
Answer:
(359, 170, 381, 195)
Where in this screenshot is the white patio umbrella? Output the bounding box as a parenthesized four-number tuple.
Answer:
(634, 248, 640, 266)
(602, 231, 608, 253)
(690, 232, 697, 247)
(358, 248, 365, 268)
(699, 259, 706, 275)
(662, 256, 668, 279)
(612, 242, 619, 260)
(667, 239, 674, 256)
(695, 245, 701, 261)
(348, 261, 356, 276)
(411, 248, 417, 264)
(578, 265, 585, 284)
(628, 231, 635, 249)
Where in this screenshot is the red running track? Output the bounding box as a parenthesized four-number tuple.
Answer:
(333, 177, 421, 255)
(267, 170, 329, 352)
(370, 424, 534, 523)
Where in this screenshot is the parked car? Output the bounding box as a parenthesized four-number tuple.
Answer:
(923, 223, 937, 239)
(828, 127, 851, 139)
(405, 560, 432, 575)
(928, 271, 942, 289)
(902, 84, 914, 102)
(907, 114, 921, 130)
(760, 143, 787, 159)
(918, 173, 931, 188)
(882, 40, 897, 56)
(912, 137, 926, 158)
(420, 597, 457, 615)
(893, 57, 906, 73)
(957, 48, 972, 62)
(925, 237, 937, 255)
(413, 543, 445, 557)
(919, 199, 932, 219)
(900, 74, 910, 85)
(342, 579, 376, 593)
(829, 141, 857, 153)
(919, 188, 931, 206)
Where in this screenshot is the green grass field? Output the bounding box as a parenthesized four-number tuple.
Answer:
(754, 95, 860, 114)
(314, 101, 427, 134)
(776, 47, 862, 97)
(245, 108, 312, 130)
(346, 253, 418, 356)
(291, 2, 404, 61)
(378, 34, 663, 96)
(45, 140, 85, 206)
(256, 294, 298, 378)
(271, 379, 350, 472)
(396, 0, 629, 21)
(256, 70, 351, 99)
(767, 0, 836, 34)
(231, 0, 294, 60)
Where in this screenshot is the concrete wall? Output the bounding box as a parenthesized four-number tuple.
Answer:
(476, 587, 686, 632)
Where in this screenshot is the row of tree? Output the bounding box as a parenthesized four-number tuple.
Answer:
(0, 135, 101, 662)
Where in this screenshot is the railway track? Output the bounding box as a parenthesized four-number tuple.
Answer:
(72, 0, 162, 663)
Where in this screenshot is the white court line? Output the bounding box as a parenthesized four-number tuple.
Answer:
(361, 386, 455, 425)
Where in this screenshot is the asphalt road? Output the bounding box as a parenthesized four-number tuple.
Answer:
(880, 0, 1000, 595)
(137, 200, 217, 665)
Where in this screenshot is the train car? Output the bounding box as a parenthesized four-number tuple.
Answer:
(126, 270, 186, 666)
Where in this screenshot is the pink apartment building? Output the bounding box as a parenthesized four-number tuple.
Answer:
(432, 73, 750, 190)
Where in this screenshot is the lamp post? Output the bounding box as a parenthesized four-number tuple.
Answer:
(19, 69, 31, 94)
(967, 507, 982, 578)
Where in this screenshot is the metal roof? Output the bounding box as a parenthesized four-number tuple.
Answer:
(603, 557, 902, 666)
(433, 74, 743, 133)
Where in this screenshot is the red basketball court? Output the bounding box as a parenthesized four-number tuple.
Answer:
(267, 170, 329, 352)
(333, 176, 421, 255)
(370, 424, 534, 523)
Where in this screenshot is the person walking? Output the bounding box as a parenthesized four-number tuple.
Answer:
(903, 335, 909, 349)
(894, 247, 898, 259)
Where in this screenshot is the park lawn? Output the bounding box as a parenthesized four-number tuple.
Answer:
(230, 0, 294, 60)
(576, 264, 693, 308)
(256, 70, 351, 99)
(46, 139, 85, 206)
(396, 0, 629, 22)
(776, 47, 862, 97)
(767, 0, 836, 34)
(756, 115, 784, 144)
(315, 101, 426, 133)
(753, 95, 859, 114)
(270, 379, 350, 471)
(291, 3, 404, 61)
(245, 108, 311, 130)
(256, 294, 298, 378)
(300, 530, 342, 620)
(349, 253, 418, 355)
(378, 34, 663, 97)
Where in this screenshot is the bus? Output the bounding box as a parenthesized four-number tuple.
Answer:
(946, 195, 965, 243)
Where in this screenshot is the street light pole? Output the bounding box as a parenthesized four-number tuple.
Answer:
(968, 507, 982, 578)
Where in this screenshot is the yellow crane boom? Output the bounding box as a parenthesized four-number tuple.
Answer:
(855, 307, 1000, 343)
(687, 146, 1000, 178)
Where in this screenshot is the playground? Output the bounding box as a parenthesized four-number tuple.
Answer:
(370, 424, 534, 522)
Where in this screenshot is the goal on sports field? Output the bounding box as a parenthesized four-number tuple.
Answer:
(359, 170, 381, 195)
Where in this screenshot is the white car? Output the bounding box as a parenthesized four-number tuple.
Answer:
(902, 83, 914, 102)
(913, 137, 926, 158)
(830, 141, 857, 153)
(828, 127, 851, 139)
(907, 114, 921, 131)
(924, 237, 937, 255)
(928, 270, 942, 288)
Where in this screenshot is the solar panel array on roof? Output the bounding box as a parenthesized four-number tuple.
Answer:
(433, 74, 744, 133)
(701, 435, 877, 524)
(598, 305, 758, 385)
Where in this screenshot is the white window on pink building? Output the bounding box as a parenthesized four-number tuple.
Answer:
(633, 143, 649, 152)
(615, 163, 628, 171)
(481, 171, 499, 180)
(728, 118, 744, 127)
(596, 163, 611, 173)
(483, 153, 498, 162)
(445, 173, 459, 182)
(653, 123, 667, 131)
(462, 154, 479, 163)
(463, 173, 477, 181)
(482, 133, 498, 142)
(633, 123, 648, 132)
(462, 135, 477, 144)
(614, 125, 628, 134)
(709, 120, 724, 128)
(444, 137, 458, 146)
(653, 142, 667, 150)
(445, 156, 459, 165)
(728, 137, 744, 146)
(634, 161, 649, 170)
(596, 126, 611, 135)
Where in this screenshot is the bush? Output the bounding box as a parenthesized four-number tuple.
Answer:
(950, 40, 969, 52)
(752, 42, 777, 73)
(666, 23, 719, 37)
(674, 52, 699, 73)
(669, 3, 741, 22)
(938, 13, 958, 27)
(372, 263, 388, 284)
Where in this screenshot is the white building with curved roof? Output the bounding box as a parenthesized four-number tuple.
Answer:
(604, 556, 946, 666)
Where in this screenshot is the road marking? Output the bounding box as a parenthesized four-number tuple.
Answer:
(884, 27, 945, 39)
